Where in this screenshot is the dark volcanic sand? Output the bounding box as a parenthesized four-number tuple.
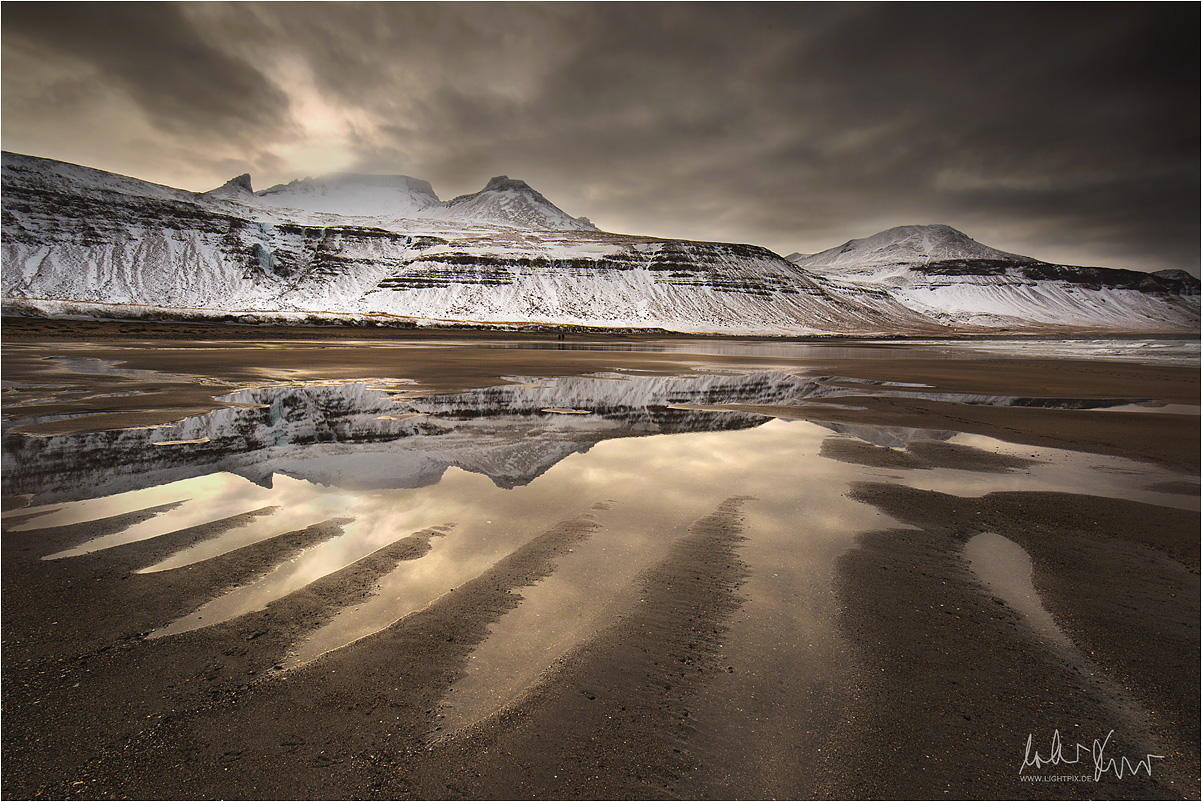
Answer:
(2, 323, 1199, 799)
(827, 486, 1198, 799)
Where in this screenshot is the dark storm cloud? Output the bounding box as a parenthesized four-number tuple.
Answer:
(2, 2, 290, 141)
(1, 2, 1197, 272)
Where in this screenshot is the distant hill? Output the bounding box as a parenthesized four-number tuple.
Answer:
(789, 224, 1198, 331)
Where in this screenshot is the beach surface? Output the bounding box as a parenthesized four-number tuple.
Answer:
(3, 321, 1198, 799)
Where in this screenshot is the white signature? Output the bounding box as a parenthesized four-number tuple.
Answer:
(1020, 729, 1164, 781)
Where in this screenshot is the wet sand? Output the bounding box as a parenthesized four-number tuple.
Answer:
(828, 486, 1198, 799)
(731, 396, 1199, 472)
(2, 323, 1198, 799)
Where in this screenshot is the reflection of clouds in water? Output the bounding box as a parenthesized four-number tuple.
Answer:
(10, 472, 245, 533)
(159, 470, 527, 638)
(24, 473, 281, 559)
(144, 478, 362, 571)
(297, 423, 854, 669)
(438, 420, 888, 732)
(928, 434, 1199, 512)
(6, 368, 1169, 511)
(5, 359, 1196, 730)
(438, 419, 1200, 733)
(964, 533, 1071, 648)
(5, 397, 1192, 739)
(137, 421, 1179, 658)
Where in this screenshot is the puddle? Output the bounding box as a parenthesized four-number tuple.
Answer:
(291, 420, 866, 670)
(964, 532, 1070, 647)
(14, 473, 273, 553)
(1096, 402, 1201, 415)
(919, 434, 1200, 512)
(434, 420, 889, 733)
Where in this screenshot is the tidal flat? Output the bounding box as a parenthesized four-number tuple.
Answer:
(2, 322, 1198, 799)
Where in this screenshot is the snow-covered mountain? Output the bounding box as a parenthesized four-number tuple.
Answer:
(252, 172, 593, 230)
(790, 225, 1199, 331)
(255, 173, 442, 219)
(2, 152, 1197, 334)
(0, 152, 943, 335)
(793, 224, 1034, 275)
(425, 175, 597, 231)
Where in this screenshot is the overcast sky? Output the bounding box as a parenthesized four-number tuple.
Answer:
(3, 2, 1198, 272)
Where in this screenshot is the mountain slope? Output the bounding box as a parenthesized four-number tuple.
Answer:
(791, 225, 1199, 331)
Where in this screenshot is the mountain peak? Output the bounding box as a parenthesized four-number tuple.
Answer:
(794, 224, 1032, 272)
(438, 175, 598, 231)
(1153, 269, 1201, 291)
(858, 224, 992, 252)
(253, 172, 440, 217)
(482, 175, 533, 193)
(883, 223, 960, 236)
(258, 173, 439, 199)
(204, 173, 254, 197)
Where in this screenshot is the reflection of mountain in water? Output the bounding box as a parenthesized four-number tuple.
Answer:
(3, 370, 1159, 505)
(3, 372, 820, 504)
(813, 423, 956, 449)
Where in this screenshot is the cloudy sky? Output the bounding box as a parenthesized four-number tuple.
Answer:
(3, 3, 1197, 272)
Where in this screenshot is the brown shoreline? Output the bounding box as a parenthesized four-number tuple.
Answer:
(4, 314, 1198, 342)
